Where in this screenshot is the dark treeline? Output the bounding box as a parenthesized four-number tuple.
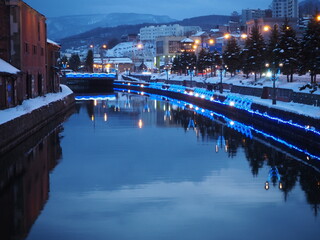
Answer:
(172, 15, 320, 86)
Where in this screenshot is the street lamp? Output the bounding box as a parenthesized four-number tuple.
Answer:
(266, 62, 282, 105)
(165, 65, 169, 84)
(219, 66, 223, 93)
(263, 25, 271, 32)
(224, 33, 231, 39)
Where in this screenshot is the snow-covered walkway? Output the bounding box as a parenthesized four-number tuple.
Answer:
(0, 85, 73, 125)
(148, 73, 320, 119)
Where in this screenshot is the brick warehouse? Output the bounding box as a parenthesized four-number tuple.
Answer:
(0, 0, 60, 110)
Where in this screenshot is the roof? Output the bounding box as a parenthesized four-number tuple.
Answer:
(0, 58, 20, 75)
(192, 31, 206, 37)
(181, 38, 194, 43)
(47, 39, 60, 47)
(94, 57, 133, 64)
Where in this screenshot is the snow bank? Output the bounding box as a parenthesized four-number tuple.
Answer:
(0, 85, 73, 125)
(152, 73, 319, 95)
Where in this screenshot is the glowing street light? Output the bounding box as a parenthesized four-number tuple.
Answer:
(263, 25, 270, 32)
(224, 33, 231, 39)
(102, 44, 107, 49)
(209, 39, 215, 45)
(241, 33, 248, 39)
(316, 15, 320, 22)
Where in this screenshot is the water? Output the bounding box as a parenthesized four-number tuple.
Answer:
(1, 92, 319, 240)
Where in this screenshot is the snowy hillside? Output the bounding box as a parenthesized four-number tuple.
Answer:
(47, 13, 176, 40)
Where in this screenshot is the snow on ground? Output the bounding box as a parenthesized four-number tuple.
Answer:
(151, 72, 319, 95)
(0, 85, 73, 125)
(146, 72, 320, 119)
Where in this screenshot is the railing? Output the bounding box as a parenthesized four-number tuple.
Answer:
(66, 73, 116, 78)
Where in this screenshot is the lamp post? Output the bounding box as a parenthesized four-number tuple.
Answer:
(165, 66, 169, 84)
(219, 66, 223, 93)
(266, 63, 282, 105)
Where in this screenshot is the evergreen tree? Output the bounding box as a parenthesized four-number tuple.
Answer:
(240, 46, 251, 78)
(209, 50, 222, 77)
(299, 14, 320, 84)
(171, 56, 182, 74)
(180, 51, 197, 74)
(69, 54, 81, 72)
(197, 49, 210, 73)
(85, 50, 94, 73)
(267, 24, 281, 71)
(223, 37, 241, 77)
(241, 23, 266, 81)
(278, 19, 300, 82)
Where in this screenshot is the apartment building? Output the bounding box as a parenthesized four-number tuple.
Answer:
(140, 24, 201, 41)
(271, 0, 299, 18)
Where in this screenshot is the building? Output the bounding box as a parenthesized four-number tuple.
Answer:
(140, 24, 201, 41)
(47, 39, 61, 93)
(0, 58, 20, 109)
(155, 36, 186, 67)
(241, 9, 271, 24)
(271, 0, 299, 18)
(93, 57, 133, 73)
(0, 0, 60, 109)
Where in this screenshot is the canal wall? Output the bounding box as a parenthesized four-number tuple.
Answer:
(114, 81, 320, 159)
(126, 74, 320, 107)
(0, 91, 75, 155)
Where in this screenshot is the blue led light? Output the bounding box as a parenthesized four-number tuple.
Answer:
(75, 95, 117, 101)
(114, 87, 320, 162)
(66, 73, 116, 78)
(114, 81, 320, 136)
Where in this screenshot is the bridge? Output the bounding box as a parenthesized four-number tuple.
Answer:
(62, 73, 117, 93)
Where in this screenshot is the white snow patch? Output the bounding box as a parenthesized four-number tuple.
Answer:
(144, 73, 320, 119)
(0, 85, 73, 125)
(0, 58, 20, 74)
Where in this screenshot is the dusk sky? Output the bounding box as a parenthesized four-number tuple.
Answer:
(24, 0, 269, 20)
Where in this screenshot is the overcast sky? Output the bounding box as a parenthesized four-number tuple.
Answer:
(24, 0, 269, 20)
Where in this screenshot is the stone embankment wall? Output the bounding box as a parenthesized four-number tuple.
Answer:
(0, 93, 75, 155)
(126, 75, 320, 107)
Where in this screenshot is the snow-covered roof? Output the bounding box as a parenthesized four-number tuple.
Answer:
(94, 57, 133, 64)
(210, 29, 220, 32)
(192, 31, 206, 37)
(0, 58, 20, 75)
(107, 58, 133, 64)
(47, 39, 60, 47)
(181, 38, 194, 43)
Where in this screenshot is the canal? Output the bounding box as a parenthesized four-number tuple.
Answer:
(1, 92, 319, 240)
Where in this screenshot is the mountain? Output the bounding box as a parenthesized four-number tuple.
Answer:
(175, 14, 232, 30)
(47, 13, 177, 40)
(58, 14, 231, 50)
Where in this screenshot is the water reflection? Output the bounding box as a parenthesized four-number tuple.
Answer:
(74, 92, 320, 216)
(0, 127, 64, 240)
(1, 92, 319, 240)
